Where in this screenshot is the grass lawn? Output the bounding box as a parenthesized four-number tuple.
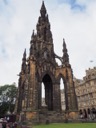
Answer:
(33, 123, 96, 128)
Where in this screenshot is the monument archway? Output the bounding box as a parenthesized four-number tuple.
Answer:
(42, 74, 53, 110)
(16, 1, 78, 123)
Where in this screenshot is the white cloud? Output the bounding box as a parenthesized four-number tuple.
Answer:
(50, 0, 96, 78)
(0, 0, 96, 85)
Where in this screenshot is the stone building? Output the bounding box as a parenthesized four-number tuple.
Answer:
(16, 1, 78, 123)
(74, 67, 96, 119)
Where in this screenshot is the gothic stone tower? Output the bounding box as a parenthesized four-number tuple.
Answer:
(16, 1, 78, 123)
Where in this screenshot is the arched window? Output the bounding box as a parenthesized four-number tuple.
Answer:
(87, 108, 91, 114)
(55, 58, 62, 66)
(83, 109, 87, 118)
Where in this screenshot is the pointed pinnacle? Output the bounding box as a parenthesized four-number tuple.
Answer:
(42, 1, 45, 9)
(32, 30, 34, 37)
(63, 38, 66, 49)
(23, 49, 26, 59)
(46, 14, 49, 21)
(40, 0, 46, 16)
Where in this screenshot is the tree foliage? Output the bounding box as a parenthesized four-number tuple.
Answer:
(0, 84, 18, 117)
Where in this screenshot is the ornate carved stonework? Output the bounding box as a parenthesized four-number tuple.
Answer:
(16, 1, 78, 123)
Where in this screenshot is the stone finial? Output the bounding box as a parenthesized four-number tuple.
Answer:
(62, 38, 69, 65)
(23, 49, 26, 61)
(31, 30, 34, 39)
(40, 1, 46, 17)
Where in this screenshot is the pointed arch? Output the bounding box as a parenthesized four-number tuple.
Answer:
(41, 71, 55, 83)
(57, 73, 66, 111)
(41, 74, 53, 110)
(57, 73, 65, 83)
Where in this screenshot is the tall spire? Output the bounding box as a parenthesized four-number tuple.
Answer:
(30, 30, 36, 56)
(21, 49, 26, 73)
(62, 39, 69, 65)
(40, 1, 46, 17)
(36, 1, 53, 42)
(31, 30, 35, 39)
(23, 49, 26, 61)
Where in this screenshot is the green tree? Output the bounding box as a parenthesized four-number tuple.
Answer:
(0, 83, 18, 117)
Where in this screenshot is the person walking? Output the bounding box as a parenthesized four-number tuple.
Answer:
(0, 123, 2, 128)
(2, 122, 6, 128)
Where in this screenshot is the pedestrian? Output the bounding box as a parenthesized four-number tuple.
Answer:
(6, 123, 10, 128)
(2, 122, 6, 128)
(0, 123, 2, 128)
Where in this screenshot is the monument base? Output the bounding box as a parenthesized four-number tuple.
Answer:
(18, 109, 79, 124)
(65, 110, 79, 121)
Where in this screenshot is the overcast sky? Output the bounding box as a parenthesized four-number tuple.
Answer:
(0, 0, 96, 85)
